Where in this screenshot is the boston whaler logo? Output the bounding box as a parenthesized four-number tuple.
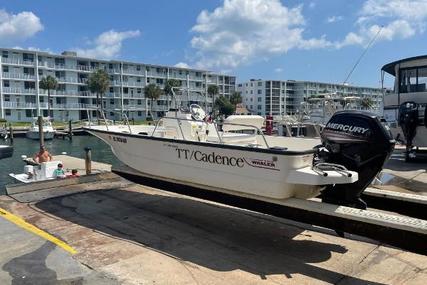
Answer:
(173, 146, 278, 171)
(325, 123, 369, 135)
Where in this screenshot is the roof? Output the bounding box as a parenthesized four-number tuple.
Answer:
(381, 55, 427, 76)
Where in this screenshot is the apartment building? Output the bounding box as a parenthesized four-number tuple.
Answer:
(0, 48, 236, 122)
(237, 79, 384, 116)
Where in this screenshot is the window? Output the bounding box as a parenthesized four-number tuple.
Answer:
(137, 88, 141, 93)
(137, 100, 142, 105)
(124, 87, 129, 94)
(38, 69, 43, 76)
(257, 90, 262, 94)
(250, 98, 253, 102)
(257, 105, 262, 110)
(136, 65, 141, 71)
(138, 111, 142, 116)
(399, 67, 427, 93)
(418, 67, 427, 92)
(110, 87, 114, 93)
(257, 97, 262, 102)
(40, 97, 44, 103)
(250, 105, 253, 109)
(2, 50, 8, 58)
(137, 78, 141, 83)
(4, 95, 10, 101)
(3, 80, 10, 87)
(110, 99, 114, 105)
(26, 110, 32, 117)
(250, 90, 253, 94)
(2, 66, 8, 72)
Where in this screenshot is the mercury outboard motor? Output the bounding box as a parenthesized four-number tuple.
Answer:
(318, 111, 395, 209)
(399, 102, 418, 156)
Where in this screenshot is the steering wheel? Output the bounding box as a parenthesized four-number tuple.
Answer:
(190, 104, 206, 121)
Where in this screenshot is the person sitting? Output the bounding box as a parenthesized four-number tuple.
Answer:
(53, 163, 66, 179)
(67, 169, 80, 178)
(34, 145, 53, 163)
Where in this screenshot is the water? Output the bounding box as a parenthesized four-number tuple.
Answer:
(0, 135, 123, 194)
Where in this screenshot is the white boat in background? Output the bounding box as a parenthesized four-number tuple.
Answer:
(381, 55, 427, 160)
(86, 100, 394, 209)
(26, 117, 56, 140)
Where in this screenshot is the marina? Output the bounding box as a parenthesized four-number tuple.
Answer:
(1, 1, 427, 282)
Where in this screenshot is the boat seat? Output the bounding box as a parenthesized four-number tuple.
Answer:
(207, 133, 258, 145)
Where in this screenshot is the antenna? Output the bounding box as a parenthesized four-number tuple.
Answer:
(343, 25, 383, 85)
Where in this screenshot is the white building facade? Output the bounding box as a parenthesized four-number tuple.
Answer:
(0, 48, 236, 122)
(238, 79, 384, 116)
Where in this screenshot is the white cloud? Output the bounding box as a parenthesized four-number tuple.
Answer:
(75, 29, 140, 59)
(174, 62, 190, 68)
(337, 0, 427, 47)
(0, 9, 43, 43)
(190, 0, 331, 69)
(326, 16, 343, 23)
(274, 67, 283, 73)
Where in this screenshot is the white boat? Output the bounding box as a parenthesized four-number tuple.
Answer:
(382, 55, 427, 159)
(275, 115, 323, 139)
(9, 160, 63, 183)
(26, 117, 56, 140)
(86, 103, 394, 209)
(0, 145, 13, 159)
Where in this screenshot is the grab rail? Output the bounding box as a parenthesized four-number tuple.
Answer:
(99, 109, 132, 134)
(151, 116, 270, 148)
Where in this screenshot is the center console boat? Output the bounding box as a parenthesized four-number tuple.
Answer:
(86, 103, 394, 209)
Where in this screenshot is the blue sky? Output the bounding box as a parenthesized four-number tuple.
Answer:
(1, 0, 427, 88)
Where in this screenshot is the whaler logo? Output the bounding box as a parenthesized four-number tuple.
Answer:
(244, 158, 279, 171)
(326, 123, 369, 135)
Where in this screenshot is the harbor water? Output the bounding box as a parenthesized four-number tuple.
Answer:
(0, 135, 123, 194)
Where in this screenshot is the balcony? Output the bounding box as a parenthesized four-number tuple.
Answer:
(2, 87, 36, 94)
(2, 73, 36, 80)
(1, 57, 34, 66)
(3, 102, 46, 109)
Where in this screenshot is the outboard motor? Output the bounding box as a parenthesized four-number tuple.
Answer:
(318, 111, 395, 209)
(398, 102, 418, 156)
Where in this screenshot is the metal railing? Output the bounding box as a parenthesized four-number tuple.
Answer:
(151, 116, 270, 148)
(100, 109, 132, 133)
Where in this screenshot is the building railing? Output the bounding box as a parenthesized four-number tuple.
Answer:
(2, 87, 36, 94)
(2, 73, 36, 80)
(1, 57, 34, 65)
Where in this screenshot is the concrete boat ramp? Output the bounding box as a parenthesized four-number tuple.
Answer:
(1, 163, 427, 284)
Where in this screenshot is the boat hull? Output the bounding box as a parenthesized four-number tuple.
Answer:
(88, 129, 334, 200)
(389, 126, 427, 147)
(0, 145, 13, 159)
(26, 131, 55, 140)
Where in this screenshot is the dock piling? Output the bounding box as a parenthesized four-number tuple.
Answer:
(84, 147, 92, 175)
(68, 120, 73, 140)
(9, 123, 13, 144)
(38, 116, 44, 148)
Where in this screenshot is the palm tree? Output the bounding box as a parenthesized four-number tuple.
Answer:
(361, 97, 374, 110)
(164, 79, 181, 109)
(87, 69, 109, 119)
(208, 85, 219, 114)
(39, 75, 58, 119)
(144, 83, 162, 119)
(229, 92, 242, 112)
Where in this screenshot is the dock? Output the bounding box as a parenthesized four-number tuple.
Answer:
(1, 156, 427, 284)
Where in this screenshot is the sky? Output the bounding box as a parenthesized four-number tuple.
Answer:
(1, 0, 427, 88)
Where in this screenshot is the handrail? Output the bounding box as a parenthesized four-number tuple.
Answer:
(151, 116, 270, 148)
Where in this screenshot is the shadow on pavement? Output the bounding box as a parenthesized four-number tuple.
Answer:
(34, 186, 385, 284)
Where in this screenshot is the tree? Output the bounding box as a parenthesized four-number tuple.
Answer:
(361, 97, 374, 110)
(215, 96, 234, 117)
(144, 83, 162, 119)
(208, 85, 219, 113)
(229, 92, 242, 112)
(39, 75, 58, 119)
(88, 69, 110, 119)
(164, 79, 181, 109)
